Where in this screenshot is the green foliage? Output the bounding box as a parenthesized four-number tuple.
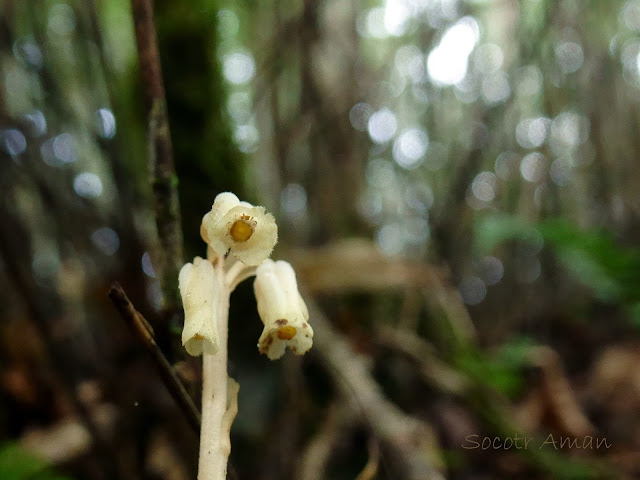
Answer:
(476, 214, 640, 305)
(0, 443, 72, 480)
(456, 338, 534, 398)
(475, 214, 542, 253)
(537, 219, 640, 303)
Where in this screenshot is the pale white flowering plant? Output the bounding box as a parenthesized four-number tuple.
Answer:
(178, 192, 313, 480)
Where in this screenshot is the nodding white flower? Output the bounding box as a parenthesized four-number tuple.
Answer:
(253, 259, 313, 360)
(201, 192, 277, 266)
(179, 257, 220, 356)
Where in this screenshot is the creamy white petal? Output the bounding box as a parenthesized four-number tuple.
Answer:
(179, 257, 220, 356)
(255, 260, 289, 321)
(201, 192, 241, 256)
(253, 260, 313, 360)
(200, 194, 278, 266)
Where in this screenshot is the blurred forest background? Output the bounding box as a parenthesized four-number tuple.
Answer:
(2, 0, 640, 478)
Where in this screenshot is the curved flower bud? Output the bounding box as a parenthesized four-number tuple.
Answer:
(179, 257, 220, 356)
(253, 259, 313, 360)
(201, 192, 278, 266)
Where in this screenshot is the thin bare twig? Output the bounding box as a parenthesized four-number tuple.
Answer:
(130, 0, 184, 310)
(108, 282, 201, 433)
(355, 438, 380, 480)
(298, 403, 352, 480)
(305, 289, 445, 480)
(375, 325, 471, 395)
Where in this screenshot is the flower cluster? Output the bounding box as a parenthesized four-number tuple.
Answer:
(179, 192, 313, 359)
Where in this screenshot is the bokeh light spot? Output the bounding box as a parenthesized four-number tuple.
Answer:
(550, 111, 588, 153)
(459, 276, 486, 305)
(217, 9, 240, 38)
(12, 39, 43, 70)
(516, 117, 550, 149)
(96, 108, 116, 139)
(376, 223, 405, 256)
(223, 51, 256, 85)
(556, 42, 584, 74)
(481, 71, 511, 104)
(520, 152, 546, 182)
(515, 65, 543, 96)
(73, 172, 103, 198)
(51, 133, 76, 165)
(392, 128, 429, 169)
(233, 124, 260, 153)
(48, 3, 76, 36)
(368, 108, 398, 144)
(227, 92, 253, 124)
(384, 0, 411, 36)
(1, 129, 27, 157)
(481, 256, 504, 286)
(471, 171, 497, 202)
(427, 16, 480, 86)
(620, 1, 640, 30)
(349, 103, 374, 132)
(474, 43, 504, 74)
(91, 227, 120, 256)
(142, 252, 157, 278)
(550, 157, 573, 186)
(24, 110, 47, 136)
(395, 45, 425, 83)
(366, 158, 395, 187)
(280, 183, 307, 218)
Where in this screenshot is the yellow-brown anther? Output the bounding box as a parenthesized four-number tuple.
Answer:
(229, 217, 255, 243)
(277, 325, 297, 340)
(201, 193, 278, 265)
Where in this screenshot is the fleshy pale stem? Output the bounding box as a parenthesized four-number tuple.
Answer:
(225, 261, 257, 292)
(198, 255, 236, 480)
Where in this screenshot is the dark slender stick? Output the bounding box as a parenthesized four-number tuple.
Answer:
(108, 282, 201, 433)
(130, 0, 183, 310)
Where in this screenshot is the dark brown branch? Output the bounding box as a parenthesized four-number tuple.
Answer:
(130, 0, 184, 310)
(108, 282, 201, 433)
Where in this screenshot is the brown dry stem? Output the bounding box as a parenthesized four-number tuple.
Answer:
(108, 282, 200, 433)
(130, 0, 184, 310)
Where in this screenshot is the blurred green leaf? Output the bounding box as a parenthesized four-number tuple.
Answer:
(537, 219, 640, 303)
(456, 344, 527, 397)
(0, 443, 45, 480)
(0, 443, 72, 480)
(494, 336, 535, 368)
(475, 214, 640, 305)
(474, 213, 539, 253)
(625, 302, 640, 328)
